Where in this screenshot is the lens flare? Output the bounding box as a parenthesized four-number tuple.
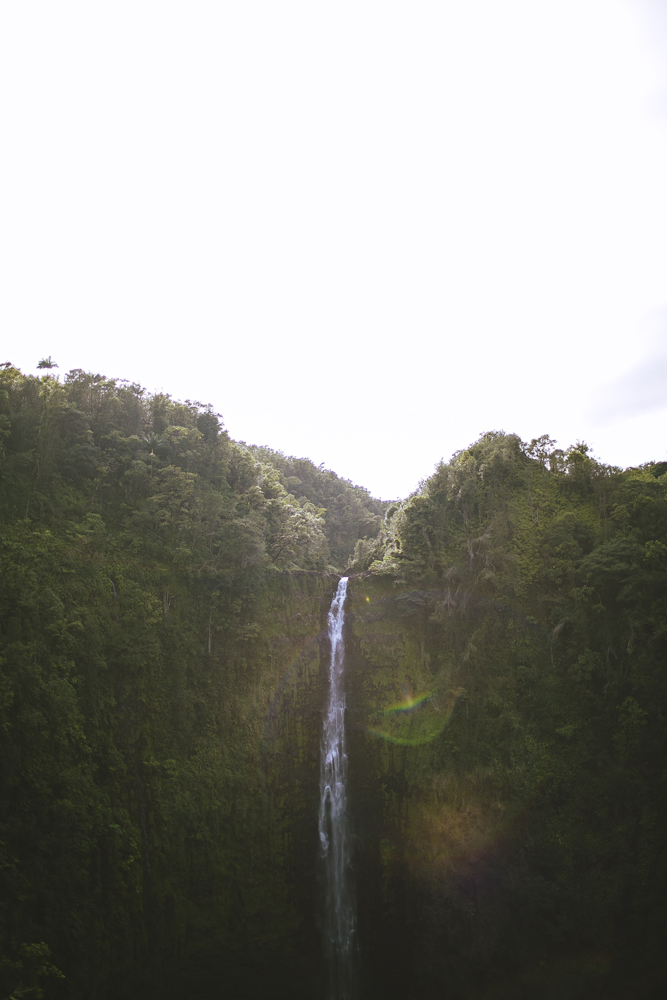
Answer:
(362, 686, 466, 747)
(384, 691, 434, 715)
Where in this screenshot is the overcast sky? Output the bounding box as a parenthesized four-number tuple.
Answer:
(2, 0, 666, 499)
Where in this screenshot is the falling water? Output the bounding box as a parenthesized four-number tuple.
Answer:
(319, 576, 356, 1000)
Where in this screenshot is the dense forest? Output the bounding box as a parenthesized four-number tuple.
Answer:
(1, 365, 666, 999)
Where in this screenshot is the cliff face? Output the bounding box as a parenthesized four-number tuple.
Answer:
(1, 563, 340, 1000)
(144, 570, 340, 1000)
(343, 574, 549, 999)
(10, 551, 663, 1000)
(341, 576, 592, 999)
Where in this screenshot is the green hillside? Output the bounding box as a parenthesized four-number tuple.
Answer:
(1, 368, 666, 999)
(343, 431, 667, 998)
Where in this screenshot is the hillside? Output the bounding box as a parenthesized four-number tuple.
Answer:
(1, 368, 666, 999)
(343, 431, 667, 998)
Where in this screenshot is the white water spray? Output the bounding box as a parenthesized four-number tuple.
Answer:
(319, 577, 356, 999)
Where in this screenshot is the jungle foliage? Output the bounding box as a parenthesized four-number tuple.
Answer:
(246, 445, 386, 569)
(344, 430, 667, 999)
(1, 366, 666, 999)
(0, 366, 377, 1000)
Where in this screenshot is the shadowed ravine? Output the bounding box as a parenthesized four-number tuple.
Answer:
(319, 577, 356, 999)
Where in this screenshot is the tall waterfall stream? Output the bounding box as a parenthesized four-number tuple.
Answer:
(319, 577, 356, 999)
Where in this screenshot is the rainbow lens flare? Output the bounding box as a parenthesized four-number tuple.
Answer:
(363, 686, 466, 747)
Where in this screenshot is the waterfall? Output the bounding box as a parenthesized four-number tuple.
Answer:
(319, 576, 356, 999)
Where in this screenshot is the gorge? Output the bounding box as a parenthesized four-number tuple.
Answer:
(1, 366, 666, 1000)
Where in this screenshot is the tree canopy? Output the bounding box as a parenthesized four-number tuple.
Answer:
(1, 372, 666, 999)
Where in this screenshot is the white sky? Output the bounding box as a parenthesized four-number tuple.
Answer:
(2, 0, 667, 499)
